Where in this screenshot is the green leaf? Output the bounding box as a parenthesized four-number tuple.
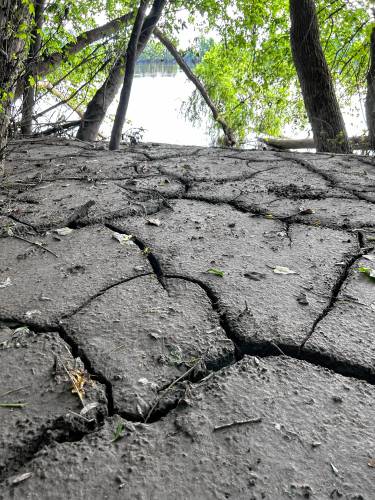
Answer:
(111, 422, 125, 443)
(206, 268, 225, 277)
(358, 267, 375, 280)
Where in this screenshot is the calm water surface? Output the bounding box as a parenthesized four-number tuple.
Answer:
(102, 62, 212, 146)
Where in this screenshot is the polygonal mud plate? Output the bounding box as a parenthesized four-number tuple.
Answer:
(5, 180, 160, 229)
(64, 275, 235, 418)
(0, 327, 106, 481)
(0, 225, 151, 327)
(4, 357, 375, 499)
(304, 255, 375, 378)
(111, 199, 359, 351)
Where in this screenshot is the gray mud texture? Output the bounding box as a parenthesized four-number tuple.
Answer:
(1, 138, 375, 499)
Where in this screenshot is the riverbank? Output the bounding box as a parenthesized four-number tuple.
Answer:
(1, 138, 375, 498)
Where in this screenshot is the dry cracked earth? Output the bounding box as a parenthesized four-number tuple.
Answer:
(1, 138, 375, 499)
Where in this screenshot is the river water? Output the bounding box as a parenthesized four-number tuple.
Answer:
(102, 62, 213, 146)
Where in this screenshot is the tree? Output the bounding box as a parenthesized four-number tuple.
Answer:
(289, 0, 350, 153)
(109, 0, 149, 150)
(0, 0, 371, 153)
(77, 0, 167, 142)
(366, 26, 375, 150)
(0, 0, 32, 157)
(21, 0, 46, 135)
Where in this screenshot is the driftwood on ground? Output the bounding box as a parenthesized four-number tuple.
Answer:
(260, 136, 370, 151)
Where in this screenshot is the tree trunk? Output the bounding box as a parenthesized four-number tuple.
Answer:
(289, 0, 351, 153)
(154, 28, 236, 146)
(77, 0, 167, 142)
(109, 0, 149, 150)
(21, 0, 46, 136)
(0, 0, 31, 159)
(366, 27, 375, 150)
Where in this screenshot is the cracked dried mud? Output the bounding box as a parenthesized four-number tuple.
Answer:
(1, 139, 375, 499)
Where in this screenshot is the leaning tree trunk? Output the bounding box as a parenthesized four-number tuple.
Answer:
(366, 27, 375, 150)
(109, 0, 149, 150)
(0, 0, 31, 159)
(154, 28, 236, 146)
(77, 0, 167, 142)
(289, 0, 351, 153)
(21, 0, 46, 136)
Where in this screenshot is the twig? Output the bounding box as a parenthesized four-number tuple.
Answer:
(67, 410, 94, 423)
(144, 359, 202, 423)
(0, 385, 30, 399)
(213, 417, 262, 432)
(0, 402, 28, 409)
(10, 233, 58, 258)
(270, 342, 286, 356)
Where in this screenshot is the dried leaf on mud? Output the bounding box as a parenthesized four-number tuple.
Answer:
(146, 218, 161, 227)
(273, 266, 297, 275)
(0, 277, 12, 288)
(54, 227, 74, 236)
(112, 232, 135, 246)
(69, 368, 89, 401)
(9, 472, 33, 485)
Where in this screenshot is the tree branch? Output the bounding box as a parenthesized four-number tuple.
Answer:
(154, 28, 236, 146)
(14, 9, 135, 100)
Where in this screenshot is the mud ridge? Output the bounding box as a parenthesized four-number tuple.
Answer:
(165, 273, 244, 362)
(61, 273, 153, 321)
(105, 222, 166, 288)
(285, 154, 375, 205)
(0, 416, 93, 483)
(299, 250, 371, 349)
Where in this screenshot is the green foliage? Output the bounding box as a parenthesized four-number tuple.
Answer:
(184, 0, 371, 143)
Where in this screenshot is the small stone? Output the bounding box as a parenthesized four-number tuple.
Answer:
(332, 395, 343, 403)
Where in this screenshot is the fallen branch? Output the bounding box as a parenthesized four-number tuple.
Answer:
(213, 417, 262, 432)
(9, 231, 58, 258)
(260, 136, 370, 151)
(144, 358, 202, 423)
(31, 120, 81, 137)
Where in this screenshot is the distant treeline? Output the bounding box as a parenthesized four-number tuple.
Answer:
(138, 37, 215, 65)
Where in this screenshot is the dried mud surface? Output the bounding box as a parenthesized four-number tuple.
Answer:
(1, 138, 375, 499)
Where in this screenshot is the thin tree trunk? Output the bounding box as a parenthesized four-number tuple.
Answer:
(0, 0, 31, 161)
(21, 0, 46, 136)
(289, 0, 351, 153)
(109, 1, 149, 150)
(366, 27, 375, 150)
(154, 28, 236, 146)
(77, 0, 167, 142)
